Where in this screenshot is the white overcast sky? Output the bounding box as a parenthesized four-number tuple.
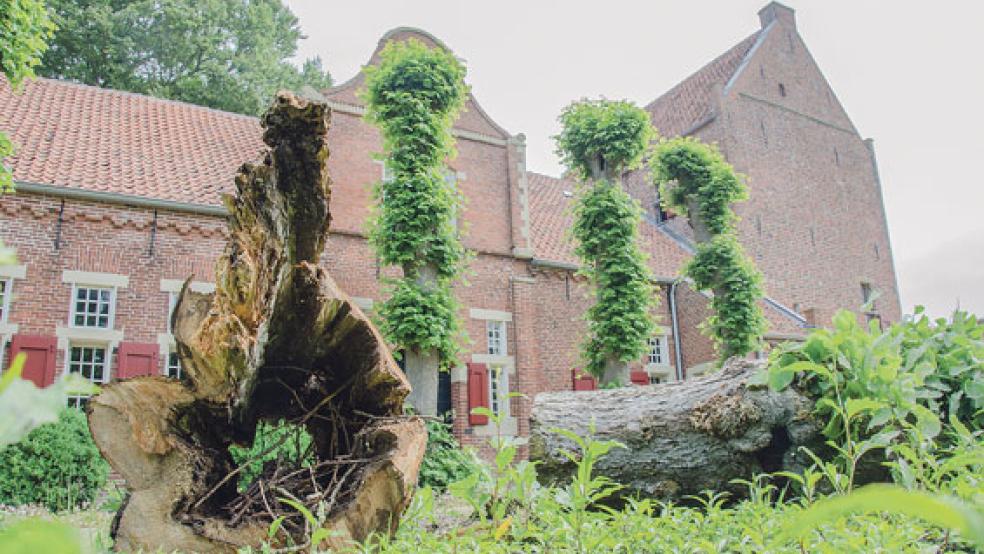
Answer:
(285, 0, 984, 318)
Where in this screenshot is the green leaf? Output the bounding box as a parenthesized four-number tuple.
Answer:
(777, 485, 984, 547)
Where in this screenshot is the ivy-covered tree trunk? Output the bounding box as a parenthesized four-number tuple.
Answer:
(364, 39, 469, 414)
(87, 93, 426, 553)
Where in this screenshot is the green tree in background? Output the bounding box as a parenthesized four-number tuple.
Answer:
(1, 0, 55, 194)
(651, 137, 766, 361)
(38, 0, 332, 116)
(556, 99, 658, 385)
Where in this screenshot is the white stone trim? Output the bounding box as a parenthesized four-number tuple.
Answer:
(160, 279, 215, 294)
(351, 296, 374, 311)
(157, 333, 177, 359)
(62, 270, 129, 288)
(0, 264, 26, 279)
(450, 364, 468, 384)
(469, 308, 513, 322)
(0, 322, 20, 336)
(56, 326, 124, 352)
(646, 363, 676, 382)
(469, 354, 516, 370)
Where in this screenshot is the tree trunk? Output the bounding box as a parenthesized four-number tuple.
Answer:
(404, 349, 439, 416)
(88, 92, 426, 553)
(529, 359, 825, 501)
(600, 355, 629, 386)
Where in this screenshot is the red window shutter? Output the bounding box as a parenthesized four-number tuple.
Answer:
(117, 342, 159, 379)
(630, 370, 649, 386)
(571, 369, 597, 391)
(9, 335, 57, 388)
(467, 362, 489, 425)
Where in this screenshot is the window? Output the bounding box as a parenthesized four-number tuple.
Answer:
(648, 374, 665, 385)
(0, 278, 10, 322)
(488, 365, 508, 416)
(861, 282, 877, 311)
(778, 83, 787, 97)
(487, 320, 506, 356)
(167, 292, 178, 333)
(66, 345, 108, 408)
(166, 351, 182, 380)
(648, 336, 667, 365)
(71, 286, 114, 328)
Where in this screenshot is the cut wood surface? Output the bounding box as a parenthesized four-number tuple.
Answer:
(530, 359, 824, 501)
(88, 92, 426, 553)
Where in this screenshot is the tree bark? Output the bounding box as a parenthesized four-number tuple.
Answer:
(600, 355, 629, 387)
(88, 92, 426, 553)
(529, 359, 825, 501)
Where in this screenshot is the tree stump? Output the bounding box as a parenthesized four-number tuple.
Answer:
(529, 359, 825, 501)
(88, 92, 426, 553)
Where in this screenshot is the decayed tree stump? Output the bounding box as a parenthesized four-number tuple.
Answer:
(529, 359, 825, 501)
(88, 92, 426, 553)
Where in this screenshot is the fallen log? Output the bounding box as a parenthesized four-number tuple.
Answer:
(529, 359, 825, 501)
(88, 92, 426, 553)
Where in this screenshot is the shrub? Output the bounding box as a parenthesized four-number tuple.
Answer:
(418, 417, 480, 491)
(0, 409, 108, 510)
(229, 419, 314, 491)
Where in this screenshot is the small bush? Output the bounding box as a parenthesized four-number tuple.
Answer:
(418, 417, 480, 491)
(229, 419, 314, 491)
(0, 409, 108, 511)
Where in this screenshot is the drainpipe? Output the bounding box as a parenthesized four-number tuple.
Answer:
(669, 280, 684, 381)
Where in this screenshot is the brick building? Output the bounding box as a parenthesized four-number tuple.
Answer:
(0, 3, 898, 447)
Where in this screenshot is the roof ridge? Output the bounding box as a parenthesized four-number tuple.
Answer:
(21, 76, 261, 122)
(644, 30, 761, 112)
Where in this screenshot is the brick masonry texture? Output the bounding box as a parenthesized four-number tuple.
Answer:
(0, 3, 899, 447)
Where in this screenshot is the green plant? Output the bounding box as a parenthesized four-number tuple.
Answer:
(418, 417, 481, 491)
(0, 409, 108, 511)
(362, 37, 469, 373)
(556, 99, 658, 382)
(38, 0, 332, 116)
(651, 137, 766, 360)
(1, 0, 56, 193)
(229, 419, 314, 491)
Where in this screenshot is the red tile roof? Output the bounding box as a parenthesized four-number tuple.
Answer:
(646, 31, 761, 137)
(527, 171, 690, 278)
(0, 77, 264, 206)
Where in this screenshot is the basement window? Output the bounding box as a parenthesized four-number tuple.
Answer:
(166, 351, 183, 380)
(488, 365, 509, 416)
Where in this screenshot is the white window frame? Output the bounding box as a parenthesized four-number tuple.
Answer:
(65, 342, 110, 408)
(0, 277, 11, 324)
(648, 373, 666, 385)
(487, 320, 507, 356)
(647, 335, 668, 366)
(488, 364, 509, 417)
(69, 284, 117, 330)
(167, 291, 178, 333)
(165, 350, 182, 380)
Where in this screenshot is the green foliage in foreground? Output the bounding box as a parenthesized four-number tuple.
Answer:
(418, 418, 481, 492)
(651, 137, 766, 361)
(0, 409, 108, 511)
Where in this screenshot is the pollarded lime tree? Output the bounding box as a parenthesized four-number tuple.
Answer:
(556, 99, 658, 385)
(363, 39, 468, 415)
(650, 137, 766, 361)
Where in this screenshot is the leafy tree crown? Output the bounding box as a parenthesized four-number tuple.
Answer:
(555, 99, 654, 180)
